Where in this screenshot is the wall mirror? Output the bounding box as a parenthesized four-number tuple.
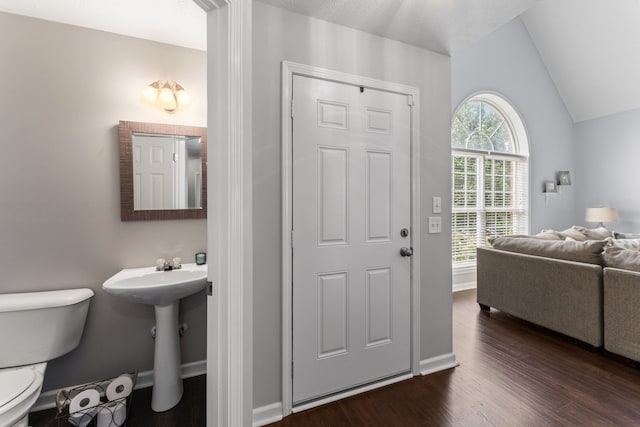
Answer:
(119, 120, 207, 221)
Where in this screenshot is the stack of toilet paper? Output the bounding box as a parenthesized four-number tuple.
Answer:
(67, 374, 133, 427)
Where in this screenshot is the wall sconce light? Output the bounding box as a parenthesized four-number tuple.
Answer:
(142, 80, 191, 114)
(585, 207, 618, 228)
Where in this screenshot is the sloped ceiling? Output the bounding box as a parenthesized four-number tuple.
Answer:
(0, 0, 537, 55)
(521, 0, 640, 122)
(258, 0, 540, 55)
(3, 0, 634, 123)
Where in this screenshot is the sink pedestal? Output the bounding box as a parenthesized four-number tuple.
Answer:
(102, 263, 207, 412)
(151, 301, 183, 412)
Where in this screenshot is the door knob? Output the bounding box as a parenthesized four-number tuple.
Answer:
(400, 247, 413, 257)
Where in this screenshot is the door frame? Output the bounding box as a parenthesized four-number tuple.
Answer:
(281, 61, 421, 416)
(196, 0, 253, 425)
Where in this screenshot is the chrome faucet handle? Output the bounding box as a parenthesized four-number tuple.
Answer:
(155, 257, 181, 271)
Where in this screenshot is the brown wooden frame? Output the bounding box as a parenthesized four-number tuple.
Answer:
(119, 120, 207, 221)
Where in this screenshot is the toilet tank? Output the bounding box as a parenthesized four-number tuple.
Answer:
(0, 288, 94, 368)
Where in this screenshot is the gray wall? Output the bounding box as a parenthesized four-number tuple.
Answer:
(573, 107, 640, 230)
(252, 2, 452, 408)
(0, 12, 207, 391)
(452, 18, 575, 233)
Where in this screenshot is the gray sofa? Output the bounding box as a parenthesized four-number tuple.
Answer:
(604, 268, 640, 361)
(476, 228, 640, 357)
(477, 247, 604, 347)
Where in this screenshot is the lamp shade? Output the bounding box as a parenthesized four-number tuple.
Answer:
(585, 207, 618, 223)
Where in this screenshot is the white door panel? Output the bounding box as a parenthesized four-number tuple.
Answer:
(292, 75, 411, 404)
(133, 135, 174, 210)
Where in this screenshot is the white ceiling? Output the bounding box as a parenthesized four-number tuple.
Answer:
(0, 0, 207, 51)
(1, 0, 637, 122)
(521, 0, 640, 122)
(258, 0, 539, 55)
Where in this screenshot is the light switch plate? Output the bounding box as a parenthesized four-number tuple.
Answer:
(432, 196, 442, 214)
(428, 216, 442, 234)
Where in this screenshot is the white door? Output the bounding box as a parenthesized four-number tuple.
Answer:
(292, 75, 412, 404)
(133, 135, 175, 210)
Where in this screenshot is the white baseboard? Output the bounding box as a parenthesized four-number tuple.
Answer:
(453, 281, 476, 292)
(31, 359, 207, 413)
(420, 353, 458, 376)
(253, 402, 283, 426)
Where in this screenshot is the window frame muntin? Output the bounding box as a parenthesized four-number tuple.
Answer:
(452, 97, 519, 155)
(451, 92, 530, 271)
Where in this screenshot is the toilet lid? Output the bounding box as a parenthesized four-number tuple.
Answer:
(0, 368, 36, 407)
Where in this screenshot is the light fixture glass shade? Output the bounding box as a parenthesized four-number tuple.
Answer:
(175, 89, 191, 107)
(142, 82, 159, 102)
(158, 84, 174, 102)
(141, 80, 189, 113)
(585, 207, 618, 223)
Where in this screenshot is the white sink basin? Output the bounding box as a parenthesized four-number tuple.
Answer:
(102, 264, 207, 306)
(102, 262, 207, 412)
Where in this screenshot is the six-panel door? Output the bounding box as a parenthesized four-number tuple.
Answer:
(292, 75, 412, 404)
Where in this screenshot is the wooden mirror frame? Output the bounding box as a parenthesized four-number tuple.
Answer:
(119, 120, 207, 221)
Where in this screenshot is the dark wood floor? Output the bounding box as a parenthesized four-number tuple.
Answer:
(31, 289, 640, 426)
(269, 289, 640, 426)
(29, 374, 205, 426)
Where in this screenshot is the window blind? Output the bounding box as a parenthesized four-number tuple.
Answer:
(452, 152, 529, 269)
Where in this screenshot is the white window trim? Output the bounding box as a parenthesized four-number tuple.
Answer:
(452, 265, 478, 292)
(451, 92, 530, 279)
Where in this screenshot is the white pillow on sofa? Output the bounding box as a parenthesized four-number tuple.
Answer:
(557, 226, 612, 241)
(575, 226, 613, 240)
(603, 246, 640, 272)
(610, 238, 640, 251)
(613, 231, 640, 240)
(557, 227, 587, 241)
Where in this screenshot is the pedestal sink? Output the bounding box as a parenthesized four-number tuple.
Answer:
(103, 263, 207, 412)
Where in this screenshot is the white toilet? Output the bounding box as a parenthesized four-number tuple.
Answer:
(0, 288, 94, 427)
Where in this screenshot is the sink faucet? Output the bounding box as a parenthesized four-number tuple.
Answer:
(155, 257, 182, 271)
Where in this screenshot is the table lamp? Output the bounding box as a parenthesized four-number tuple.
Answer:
(585, 207, 618, 228)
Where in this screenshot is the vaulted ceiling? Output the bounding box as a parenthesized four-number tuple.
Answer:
(521, 0, 640, 122)
(257, 0, 539, 55)
(0, 0, 636, 123)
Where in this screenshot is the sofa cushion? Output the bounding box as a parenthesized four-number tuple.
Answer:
(575, 226, 613, 240)
(557, 226, 612, 241)
(505, 231, 564, 240)
(613, 231, 640, 239)
(534, 230, 564, 240)
(558, 227, 588, 241)
(610, 238, 640, 250)
(489, 236, 607, 264)
(603, 246, 640, 272)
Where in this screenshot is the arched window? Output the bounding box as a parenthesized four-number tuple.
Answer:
(451, 93, 529, 272)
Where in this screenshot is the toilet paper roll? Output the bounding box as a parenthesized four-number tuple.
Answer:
(68, 408, 97, 427)
(106, 375, 134, 401)
(69, 388, 100, 414)
(96, 400, 127, 427)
